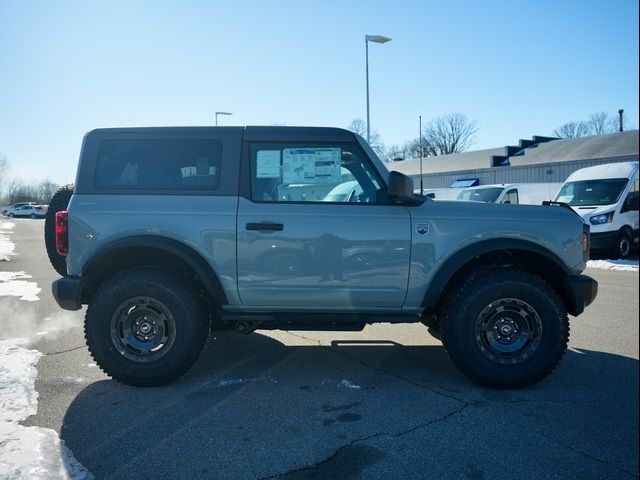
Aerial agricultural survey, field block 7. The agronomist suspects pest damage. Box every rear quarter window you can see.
[94,139,222,190]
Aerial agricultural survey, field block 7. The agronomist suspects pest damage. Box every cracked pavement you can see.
[6,219,639,479]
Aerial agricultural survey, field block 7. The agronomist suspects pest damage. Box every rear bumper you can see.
[52,277,83,311]
[564,275,598,317]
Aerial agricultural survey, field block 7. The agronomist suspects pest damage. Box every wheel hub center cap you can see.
[499,324,513,336]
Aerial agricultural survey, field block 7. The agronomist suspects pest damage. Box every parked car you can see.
[4,204,47,218]
[555,162,639,258]
[416,188,464,200]
[1,201,38,216]
[456,183,563,205]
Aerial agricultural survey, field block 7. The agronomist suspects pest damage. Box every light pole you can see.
[215,111,232,126]
[365,34,391,144]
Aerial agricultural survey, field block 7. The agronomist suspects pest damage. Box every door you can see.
[237,142,411,310]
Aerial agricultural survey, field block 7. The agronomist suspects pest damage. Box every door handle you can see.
[246,222,284,232]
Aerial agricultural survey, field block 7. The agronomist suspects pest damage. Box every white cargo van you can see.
[456,183,563,205]
[417,187,465,200]
[555,162,639,258]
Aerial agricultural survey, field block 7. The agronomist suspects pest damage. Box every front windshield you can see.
[555,179,628,206]
[456,187,503,203]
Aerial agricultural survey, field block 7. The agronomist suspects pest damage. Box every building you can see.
[387,130,639,188]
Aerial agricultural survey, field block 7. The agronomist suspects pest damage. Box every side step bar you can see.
[219,311,421,332]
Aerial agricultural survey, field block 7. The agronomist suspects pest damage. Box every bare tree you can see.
[587,112,617,135]
[348,118,386,159]
[3,177,60,204]
[553,121,591,138]
[554,111,634,138]
[0,155,7,195]
[35,179,60,203]
[421,113,478,156]
[6,178,27,203]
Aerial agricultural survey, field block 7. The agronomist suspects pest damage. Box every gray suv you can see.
[51,126,597,388]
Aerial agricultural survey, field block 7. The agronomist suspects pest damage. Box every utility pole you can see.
[419,115,424,194]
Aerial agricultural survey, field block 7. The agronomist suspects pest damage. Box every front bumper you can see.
[590,231,617,251]
[52,277,83,311]
[564,275,598,317]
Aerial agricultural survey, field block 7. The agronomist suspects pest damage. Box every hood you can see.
[571,203,616,221]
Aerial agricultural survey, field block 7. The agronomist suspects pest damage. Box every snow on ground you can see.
[0,272,41,301]
[587,259,639,272]
[0,222,16,261]
[0,221,92,479]
[0,339,91,480]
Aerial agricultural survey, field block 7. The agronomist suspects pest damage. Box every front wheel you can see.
[615,229,633,259]
[85,267,209,386]
[440,269,569,389]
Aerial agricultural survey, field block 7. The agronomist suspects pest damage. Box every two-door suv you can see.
[51,126,597,388]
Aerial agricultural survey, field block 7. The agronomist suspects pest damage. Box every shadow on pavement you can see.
[59,331,639,480]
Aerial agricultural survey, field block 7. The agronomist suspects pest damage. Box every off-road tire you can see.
[85,267,209,386]
[44,184,74,276]
[440,269,569,389]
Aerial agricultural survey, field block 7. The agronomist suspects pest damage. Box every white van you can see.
[455,183,563,205]
[555,162,639,258]
[417,187,465,200]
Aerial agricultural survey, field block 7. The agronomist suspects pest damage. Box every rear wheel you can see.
[44,185,74,275]
[440,269,569,389]
[85,267,209,386]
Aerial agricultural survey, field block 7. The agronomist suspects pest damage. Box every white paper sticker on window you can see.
[282,148,341,184]
[257,150,281,178]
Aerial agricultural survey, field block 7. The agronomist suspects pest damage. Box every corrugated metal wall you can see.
[410,155,639,188]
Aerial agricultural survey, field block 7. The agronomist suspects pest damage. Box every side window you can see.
[95,139,222,190]
[502,189,518,204]
[622,178,639,213]
[250,144,383,203]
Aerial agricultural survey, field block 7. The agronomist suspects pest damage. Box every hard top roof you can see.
[86,126,357,142]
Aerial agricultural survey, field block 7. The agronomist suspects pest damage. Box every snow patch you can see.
[0,271,41,301]
[587,259,639,272]
[339,379,362,390]
[0,221,16,261]
[0,338,92,479]
[0,338,41,422]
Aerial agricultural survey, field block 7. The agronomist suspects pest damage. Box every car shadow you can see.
[59,331,639,480]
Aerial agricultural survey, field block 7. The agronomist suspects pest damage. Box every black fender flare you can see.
[422,238,569,308]
[83,235,228,305]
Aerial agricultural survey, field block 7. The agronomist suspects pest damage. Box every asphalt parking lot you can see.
[3,218,639,480]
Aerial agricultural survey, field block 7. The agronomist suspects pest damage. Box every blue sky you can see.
[1,0,638,185]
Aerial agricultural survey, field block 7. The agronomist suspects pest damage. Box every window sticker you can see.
[256,150,282,178]
[282,148,341,184]
[556,195,574,203]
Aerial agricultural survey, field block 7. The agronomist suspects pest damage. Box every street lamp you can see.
[215,111,232,126]
[365,34,391,143]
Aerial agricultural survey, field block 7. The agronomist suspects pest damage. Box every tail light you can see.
[55,211,69,256]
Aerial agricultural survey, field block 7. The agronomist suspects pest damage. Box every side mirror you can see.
[387,171,420,204]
